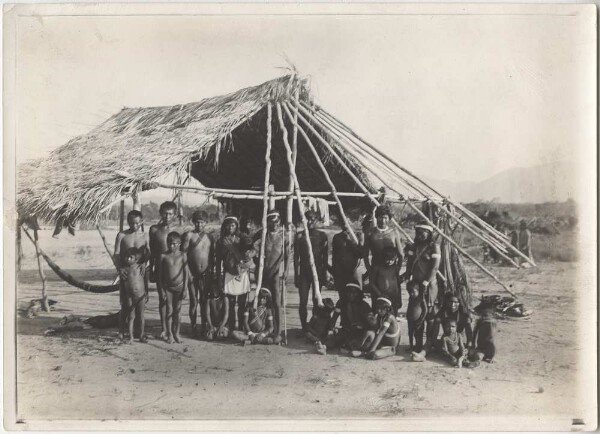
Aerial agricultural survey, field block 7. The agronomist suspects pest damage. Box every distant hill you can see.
[424,161,577,203]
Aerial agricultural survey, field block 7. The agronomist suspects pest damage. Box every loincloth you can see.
[165,282,184,293]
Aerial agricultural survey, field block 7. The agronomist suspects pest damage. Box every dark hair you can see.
[167,231,182,244]
[127,210,143,221]
[305,210,317,220]
[124,247,140,258]
[444,318,457,329]
[257,289,272,309]
[159,201,177,213]
[192,210,208,222]
[375,205,392,219]
[220,217,240,239]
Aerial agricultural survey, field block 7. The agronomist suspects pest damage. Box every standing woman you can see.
[215,216,246,331]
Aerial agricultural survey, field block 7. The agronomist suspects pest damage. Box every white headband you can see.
[345,283,361,289]
[223,216,238,222]
[415,224,433,232]
[376,297,392,306]
[267,211,280,218]
[259,288,272,297]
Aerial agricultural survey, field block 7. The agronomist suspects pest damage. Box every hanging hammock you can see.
[23,228,120,293]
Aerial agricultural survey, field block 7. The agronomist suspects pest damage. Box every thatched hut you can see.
[17,73,533,312]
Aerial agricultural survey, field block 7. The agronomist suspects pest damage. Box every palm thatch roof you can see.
[17,75,375,223]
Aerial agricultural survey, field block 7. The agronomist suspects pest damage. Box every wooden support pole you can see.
[254,103,274,308]
[276,102,323,306]
[287,84,300,226]
[283,103,358,245]
[32,219,50,312]
[96,224,119,271]
[119,200,125,232]
[132,192,141,211]
[17,225,23,271]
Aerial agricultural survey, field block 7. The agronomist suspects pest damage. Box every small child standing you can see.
[305,298,336,355]
[121,248,149,344]
[231,288,280,345]
[406,281,427,354]
[354,297,400,360]
[158,232,188,344]
[368,247,403,317]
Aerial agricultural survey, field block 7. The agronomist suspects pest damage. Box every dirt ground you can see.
[12,229,590,428]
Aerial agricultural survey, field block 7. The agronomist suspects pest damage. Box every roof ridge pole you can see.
[282,103,358,245]
[292,105,414,242]
[312,107,536,268]
[253,103,274,309]
[313,105,510,237]
[275,102,323,307]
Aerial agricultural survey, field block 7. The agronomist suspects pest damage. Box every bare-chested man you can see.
[182,210,214,336]
[253,210,290,337]
[364,205,403,273]
[331,219,364,299]
[149,201,177,340]
[114,210,149,340]
[294,210,329,332]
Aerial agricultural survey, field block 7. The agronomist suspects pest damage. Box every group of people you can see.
[113,200,496,367]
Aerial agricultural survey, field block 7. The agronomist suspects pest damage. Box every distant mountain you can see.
[423,161,577,203]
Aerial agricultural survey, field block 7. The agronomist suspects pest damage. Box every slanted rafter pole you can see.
[276,102,323,306]
[254,103,274,308]
[308,104,536,268]
[290,103,414,243]
[282,103,358,245]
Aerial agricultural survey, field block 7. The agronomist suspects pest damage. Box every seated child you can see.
[305,298,336,355]
[204,285,230,341]
[406,281,427,355]
[433,293,473,348]
[440,319,479,368]
[354,297,400,360]
[471,302,496,363]
[368,247,403,317]
[158,232,188,344]
[330,283,372,352]
[231,288,281,345]
[122,247,149,344]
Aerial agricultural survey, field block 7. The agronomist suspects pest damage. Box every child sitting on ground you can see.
[330,283,372,352]
[368,247,403,317]
[354,297,400,360]
[122,247,149,344]
[231,288,281,345]
[204,285,230,341]
[157,231,188,344]
[440,319,479,368]
[305,298,336,355]
[471,302,496,363]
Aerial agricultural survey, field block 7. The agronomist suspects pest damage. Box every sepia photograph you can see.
[3,3,597,431]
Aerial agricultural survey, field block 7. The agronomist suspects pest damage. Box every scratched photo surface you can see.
[4,3,597,431]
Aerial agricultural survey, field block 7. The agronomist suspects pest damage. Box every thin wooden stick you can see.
[119,200,125,232]
[287,83,300,225]
[310,105,535,268]
[17,225,23,271]
[281,220,288,345]
[254,103,273,309]
[96,224,119,271]
[283,103,358,245]
[32,219,50,312]
[276,102,323,306]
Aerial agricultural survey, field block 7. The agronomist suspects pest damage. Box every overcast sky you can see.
[14,9,594,183]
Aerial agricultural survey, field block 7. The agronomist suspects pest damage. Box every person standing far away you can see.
[363,204,404,276]
[294,210,329,333]
[331,217,365,300]
[253,210,290,339]
[518,220,533,266]
[149,201,178,341]
[509,223,520,266]
[402,222,441,358]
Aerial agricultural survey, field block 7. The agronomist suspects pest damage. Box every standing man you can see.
[331,218,364,299]
[294,210,329,332]
[149,201,178,341]
[403,222,441,351]
[518,220,533,264]
[254,210,290,339]
[364,205,404,274]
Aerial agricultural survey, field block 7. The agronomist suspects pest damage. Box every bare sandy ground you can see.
[13,229,586,426]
